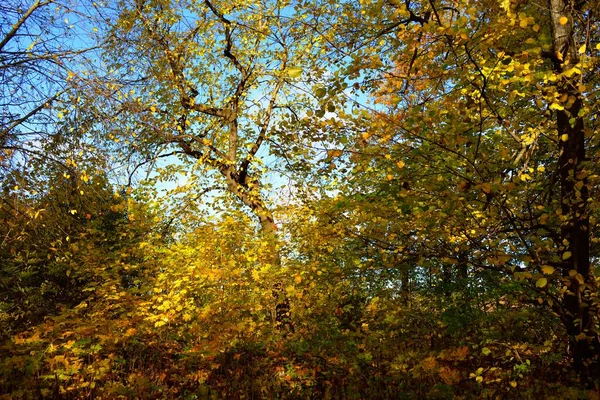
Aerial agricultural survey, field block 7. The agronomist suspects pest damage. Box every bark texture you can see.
[549,0,599,382]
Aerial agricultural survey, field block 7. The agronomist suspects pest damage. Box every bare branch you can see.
[0,0,53,52]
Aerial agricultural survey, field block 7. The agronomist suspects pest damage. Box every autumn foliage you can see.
[2,0,600,398]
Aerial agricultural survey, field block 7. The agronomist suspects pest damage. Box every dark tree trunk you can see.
[549,0,599,382]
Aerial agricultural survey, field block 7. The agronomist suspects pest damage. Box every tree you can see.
[1,2,120,332]
[87,0,331,328]
[547,0,599,380]
[305,0,600,382]
[1,0,104,174]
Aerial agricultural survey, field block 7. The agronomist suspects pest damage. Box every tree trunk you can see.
[256,210,294,333]
[257,211,294,333]
[222,168,294,333]
[549,0,599,382]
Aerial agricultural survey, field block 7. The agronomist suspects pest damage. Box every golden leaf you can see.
[536,278,547,288]
[541,266,555,275]
[286,67,303,78]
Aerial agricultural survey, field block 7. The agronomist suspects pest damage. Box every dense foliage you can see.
[2,0,600,398]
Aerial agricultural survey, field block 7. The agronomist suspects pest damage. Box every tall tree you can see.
[90,0,326,328]
[301,0,600,380]
[547,0,599,380]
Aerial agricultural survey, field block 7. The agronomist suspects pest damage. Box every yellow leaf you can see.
[556,51,563,61]
[541,266,555,275]
[520,173,532,181]
[559,16,568,25]
[396,160,405,169]
[70,209,77,215]
[499,0,511,14]
[578,44,586,54]
[562,251,572,260]
[510,381,517,388]
[536,278,547,288]
[519,19,527,28]
[286,67,303,78]
[561,134,568,142]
